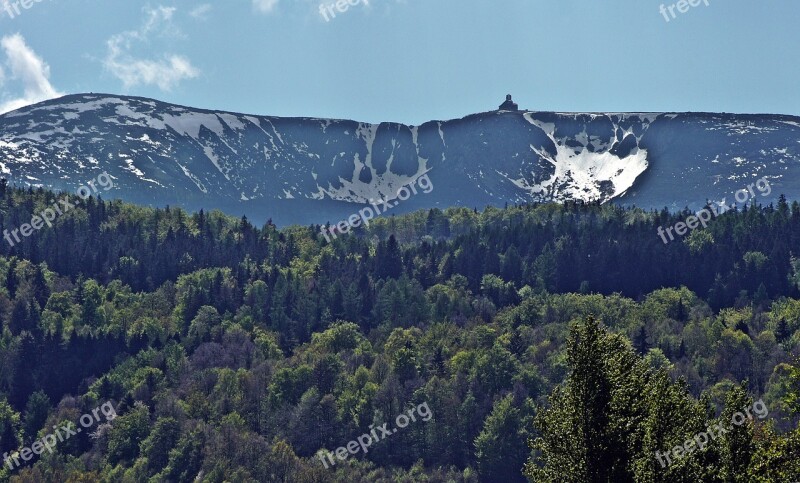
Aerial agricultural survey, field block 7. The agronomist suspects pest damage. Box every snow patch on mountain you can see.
[522,113,650,202]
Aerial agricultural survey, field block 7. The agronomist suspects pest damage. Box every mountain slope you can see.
[0,94,798,224]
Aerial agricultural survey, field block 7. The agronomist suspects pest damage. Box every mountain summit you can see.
[0,94,797,225]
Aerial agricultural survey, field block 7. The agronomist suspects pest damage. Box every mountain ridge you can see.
[1,93,799,225]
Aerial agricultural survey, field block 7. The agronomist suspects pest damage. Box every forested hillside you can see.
[1,184,799,481]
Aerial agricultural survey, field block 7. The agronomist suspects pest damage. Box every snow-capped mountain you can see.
[0,93,798,225]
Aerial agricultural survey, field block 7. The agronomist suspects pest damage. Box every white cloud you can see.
[253,0,279,14]
[0,34,62,114]
[190,4,212,20]
[104,6,199,91]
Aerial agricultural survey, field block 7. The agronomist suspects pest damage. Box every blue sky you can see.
[0,0,797,124]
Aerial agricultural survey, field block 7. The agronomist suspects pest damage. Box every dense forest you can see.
[0,183,799,481]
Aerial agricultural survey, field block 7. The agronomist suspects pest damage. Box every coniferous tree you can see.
[776,318,790,343]
[634,325,649,354]
[475,394,528,482]
[376,235,403,280]
[526,316,620,482]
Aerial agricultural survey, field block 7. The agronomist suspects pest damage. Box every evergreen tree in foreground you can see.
[524,316,796,482]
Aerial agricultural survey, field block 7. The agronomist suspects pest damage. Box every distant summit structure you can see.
[498,94,519,111]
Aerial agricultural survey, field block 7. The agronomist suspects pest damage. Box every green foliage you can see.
[139,417,180,476]
[475,394,528,482]
[106,403,151,465]
[526,316,650,482]
[525,317,782,483]
[311,320,367,353]
[21,391,49,445]
[157,427,204,483]
[685,228,714,254]
[787,362,800,415]
[0,396,21,455]
[747,424,800,481]
[0,188,797,481]
[743,251,769,270]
